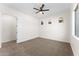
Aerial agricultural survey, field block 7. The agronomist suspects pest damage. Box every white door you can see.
[2,14,16,43]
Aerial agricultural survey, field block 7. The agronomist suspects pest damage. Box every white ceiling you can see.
[3,3,72,19]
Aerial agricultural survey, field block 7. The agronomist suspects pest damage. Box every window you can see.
[75,4,79,37]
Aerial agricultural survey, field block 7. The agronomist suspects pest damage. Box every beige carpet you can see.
[0,37,73,56]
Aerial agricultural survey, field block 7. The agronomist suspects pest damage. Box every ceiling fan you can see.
[33,4,49,14]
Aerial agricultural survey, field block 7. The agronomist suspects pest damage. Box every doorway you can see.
[2,14,17,47]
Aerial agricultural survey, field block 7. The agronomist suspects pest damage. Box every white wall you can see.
[0,4,39,43]
[71,37,79,56]
[70,3,79,56]
[39,11,71,43]
[17,14,39,43]
[2,14,16,42]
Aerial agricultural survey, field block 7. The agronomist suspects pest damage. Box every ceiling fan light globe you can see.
[39,12,42,14]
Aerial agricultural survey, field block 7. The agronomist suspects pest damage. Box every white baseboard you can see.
[16,36,39,43]
[2,39,16,43]
[70,44,75,56]
[39,36,70,43]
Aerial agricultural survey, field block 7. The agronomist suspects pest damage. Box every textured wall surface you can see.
[39,11,71,43]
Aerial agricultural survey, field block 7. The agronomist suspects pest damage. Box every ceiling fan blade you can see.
[42,9,49,11]
[36,11,40,14]
[33,8,39,10]
[40,4,44,9]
